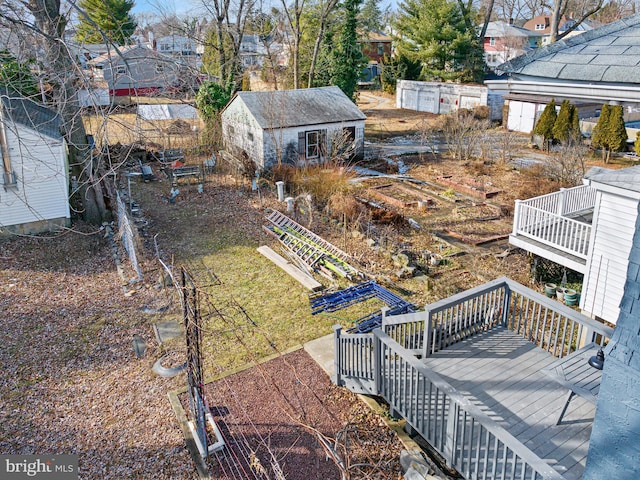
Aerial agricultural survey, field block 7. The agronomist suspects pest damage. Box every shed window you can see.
[156,64,165,74]
[247,132,254,142]
[306,131,319,158]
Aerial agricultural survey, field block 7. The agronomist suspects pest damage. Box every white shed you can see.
[0,89,70,235]
[221,86,366,170]
[581,167,640,325]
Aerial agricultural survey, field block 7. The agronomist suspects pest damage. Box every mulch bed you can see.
[182,349,404,480]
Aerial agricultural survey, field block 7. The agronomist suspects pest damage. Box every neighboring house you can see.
[239,34,268,68]
[483,21,542,70]
[510,165,640,327]
[523,14,592,45]
[487,13,640,132]
[153,34,202,70]
[360,31,392,64]
[67,42,110,70]
[221,86,366,170]
[86,45,183,99]
[0,89,69,235]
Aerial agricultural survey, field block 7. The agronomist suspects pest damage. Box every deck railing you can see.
[336,277,614,480]
[512,185,596,259]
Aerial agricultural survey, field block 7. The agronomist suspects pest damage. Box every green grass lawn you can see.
[135,178,356,377]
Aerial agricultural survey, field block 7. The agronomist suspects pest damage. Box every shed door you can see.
[507,101,536,132]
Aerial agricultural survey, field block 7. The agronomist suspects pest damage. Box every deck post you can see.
[421,307,433,358]
[380,306,390,330]
[333,325,342,386]
[373,329,382,396]
[558,187,566,216]
[512,200,521,235]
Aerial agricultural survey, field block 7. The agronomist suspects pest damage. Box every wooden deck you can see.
[425,327,595,480]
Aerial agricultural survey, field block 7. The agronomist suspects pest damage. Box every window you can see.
[115,64,126,74]
[228,125,235,136]
[306,131,319,158]
[247,132,254,142]
[489,37,496,46]
[156,64,165,74]
[298,129,326,160]
[377,44,384,56]
[535,24,545,30]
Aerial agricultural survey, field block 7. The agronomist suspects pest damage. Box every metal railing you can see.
[512,185,596,259]
[335,278,614,480]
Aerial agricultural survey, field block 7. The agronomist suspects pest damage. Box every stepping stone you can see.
[153,320,184,344]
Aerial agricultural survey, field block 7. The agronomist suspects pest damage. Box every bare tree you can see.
[544,142,588,185]
[279,0,307,89]
[307,0,339,88]
[549,0,605,43]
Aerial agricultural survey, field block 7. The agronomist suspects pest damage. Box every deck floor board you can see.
[424,326,595,480]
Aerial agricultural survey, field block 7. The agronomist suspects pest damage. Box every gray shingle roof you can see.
[497,13,640,84]
[0,88,62,140]
[232,86,366,129]
[585,165,640,193]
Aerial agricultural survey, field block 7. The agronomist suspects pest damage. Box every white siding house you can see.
[581,168,640,325]
[0,90,70,235]
[510,166,640,326]
[221,87,366,170]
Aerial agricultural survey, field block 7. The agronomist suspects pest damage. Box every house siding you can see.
[0,122,69,233]
[581,191,637,324]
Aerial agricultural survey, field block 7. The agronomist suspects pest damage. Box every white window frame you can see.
[115,64,126,75]
[306,131,320,159]
[535,24,545,30]
[489,37,496,46]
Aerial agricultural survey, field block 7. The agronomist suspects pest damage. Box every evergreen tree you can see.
[359,0,384,33]
[635,132,640,158]
[591,104,611,162]
[392,0,484,83]
[552,100,572,143]
[607,105,628,157]
[330,0,367,102]
[75,0,137,45]
[533,99,557,149]
[380,52,421,94]
[0,51,38,98]
[570,104,581,141]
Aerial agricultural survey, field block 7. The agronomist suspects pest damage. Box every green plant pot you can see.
[544,283,557,298]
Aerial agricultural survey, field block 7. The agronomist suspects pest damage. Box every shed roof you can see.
[138,104,200,121]
[0,88,62,140]
[228,86,366,129]
[497,13,640,83]
[585,165,640,194]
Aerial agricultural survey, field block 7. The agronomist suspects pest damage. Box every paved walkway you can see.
[304,333,335,379]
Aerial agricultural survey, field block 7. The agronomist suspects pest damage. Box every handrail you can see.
[518,185,595,216]
[375,329,567,480]
[513,203,592,259]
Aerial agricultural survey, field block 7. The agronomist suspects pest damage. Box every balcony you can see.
[334,277,613,480]
[510,185,596,274]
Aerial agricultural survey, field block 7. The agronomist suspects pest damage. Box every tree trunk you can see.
[28,0,108,224]
[550,0,563,43]
[479,0,495,40]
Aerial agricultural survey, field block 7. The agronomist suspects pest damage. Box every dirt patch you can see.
[191,349,404,480]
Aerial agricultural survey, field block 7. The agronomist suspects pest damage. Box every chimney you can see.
[583,211,640,480]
